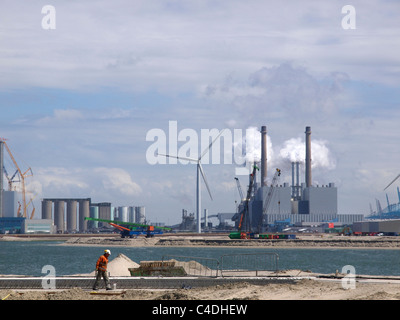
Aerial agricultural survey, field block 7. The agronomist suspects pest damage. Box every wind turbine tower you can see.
[159,129,225,233]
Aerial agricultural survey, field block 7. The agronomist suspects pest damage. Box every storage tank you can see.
[79,199,90,232]
[135,206,146,224]
[41,199,53,220]
[111,207,116,220]
[90,206,99,228]
[54,200,65,233]
[118,206,128,222]
[128,206,135,223]
[67,200,77,232]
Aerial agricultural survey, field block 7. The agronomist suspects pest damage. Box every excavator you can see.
[84,217,172,238]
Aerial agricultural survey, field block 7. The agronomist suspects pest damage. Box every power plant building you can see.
[237,125,363,232]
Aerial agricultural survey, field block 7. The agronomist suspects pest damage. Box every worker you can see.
[93,249,112,290]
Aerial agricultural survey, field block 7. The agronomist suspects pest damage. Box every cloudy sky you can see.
[1,0,399,225]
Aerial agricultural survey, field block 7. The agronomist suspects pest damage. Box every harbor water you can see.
[1,241,400,277]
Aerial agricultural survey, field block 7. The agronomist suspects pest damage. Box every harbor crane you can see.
[0,138,34,218]
[258,168,281,233]
[234,177,244,201]
[384,174,400,191]
[237,164,259,233]
[3,166,20,190]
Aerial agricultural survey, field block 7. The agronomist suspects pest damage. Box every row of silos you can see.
[41,198,90,233]
[87,206,145,229]
[42,199,146,232]
[112,206,146,224]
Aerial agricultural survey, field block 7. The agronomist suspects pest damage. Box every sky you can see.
[1,0,399,225]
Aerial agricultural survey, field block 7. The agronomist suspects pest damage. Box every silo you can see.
[98,203,111,226]
[41,200,53,220]
[135,206,146,224]
[54,200,65,233]
[79,199,90,232]
[67,200,77,232]
[90,206,99,228]
[118,206,128,222]
[128,206,135,223]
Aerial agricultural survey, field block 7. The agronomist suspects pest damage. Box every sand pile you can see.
[170,259,212,275]
[89,253,140,277]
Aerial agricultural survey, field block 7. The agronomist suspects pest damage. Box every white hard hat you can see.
[104,249,111,255]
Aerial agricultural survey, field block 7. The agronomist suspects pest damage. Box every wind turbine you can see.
[159,129,225,233]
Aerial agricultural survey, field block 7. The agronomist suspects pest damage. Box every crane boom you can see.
[238,164,259,232]
[384,174,400,191]
[258,168,281,233]
[234,177,244,201]
[0,139,33,218]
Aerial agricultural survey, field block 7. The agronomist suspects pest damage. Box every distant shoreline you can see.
[2,233,399,249]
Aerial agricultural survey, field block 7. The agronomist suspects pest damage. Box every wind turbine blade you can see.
[198,163,213,200]
[157,153,197,162]
[384,174,400,191]
[199,128,226,160]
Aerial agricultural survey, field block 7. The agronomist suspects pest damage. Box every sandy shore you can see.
[55,234,400,249]
[2,233,400,248]
[2,278,400,300]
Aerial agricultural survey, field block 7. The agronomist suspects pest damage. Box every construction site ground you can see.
[2,233,400,300]
[2,275,400,300]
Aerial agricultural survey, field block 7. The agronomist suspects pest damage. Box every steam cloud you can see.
[239,128,336,171]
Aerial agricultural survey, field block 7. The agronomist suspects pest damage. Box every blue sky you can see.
[1,0,399,225]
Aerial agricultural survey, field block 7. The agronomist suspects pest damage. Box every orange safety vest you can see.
[96,254,109,272]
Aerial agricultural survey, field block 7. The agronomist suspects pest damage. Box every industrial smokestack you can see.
[305,126,312,187]
[0,141,3,218]
[261,126,267,187]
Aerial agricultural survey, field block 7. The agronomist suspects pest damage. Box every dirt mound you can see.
[170,259,212,275]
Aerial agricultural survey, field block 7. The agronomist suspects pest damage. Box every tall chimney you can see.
[296,161,300,197]
[305,126,312,187]
[291,162,295,198]
[261,126,267,187]
[0,141,3,218]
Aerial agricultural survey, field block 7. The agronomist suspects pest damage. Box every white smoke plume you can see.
[238,129,336,172]
[278,137,336,170]
[233,126,274,165]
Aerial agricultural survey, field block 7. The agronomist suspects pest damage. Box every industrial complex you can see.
[230,126,364,235]
[1,126,400,236]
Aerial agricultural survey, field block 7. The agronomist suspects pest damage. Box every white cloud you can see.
[94,167,142,196]
[0,1,399,90]
[36,109,84,125]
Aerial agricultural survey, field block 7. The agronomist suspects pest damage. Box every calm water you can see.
[0,241,399,276]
